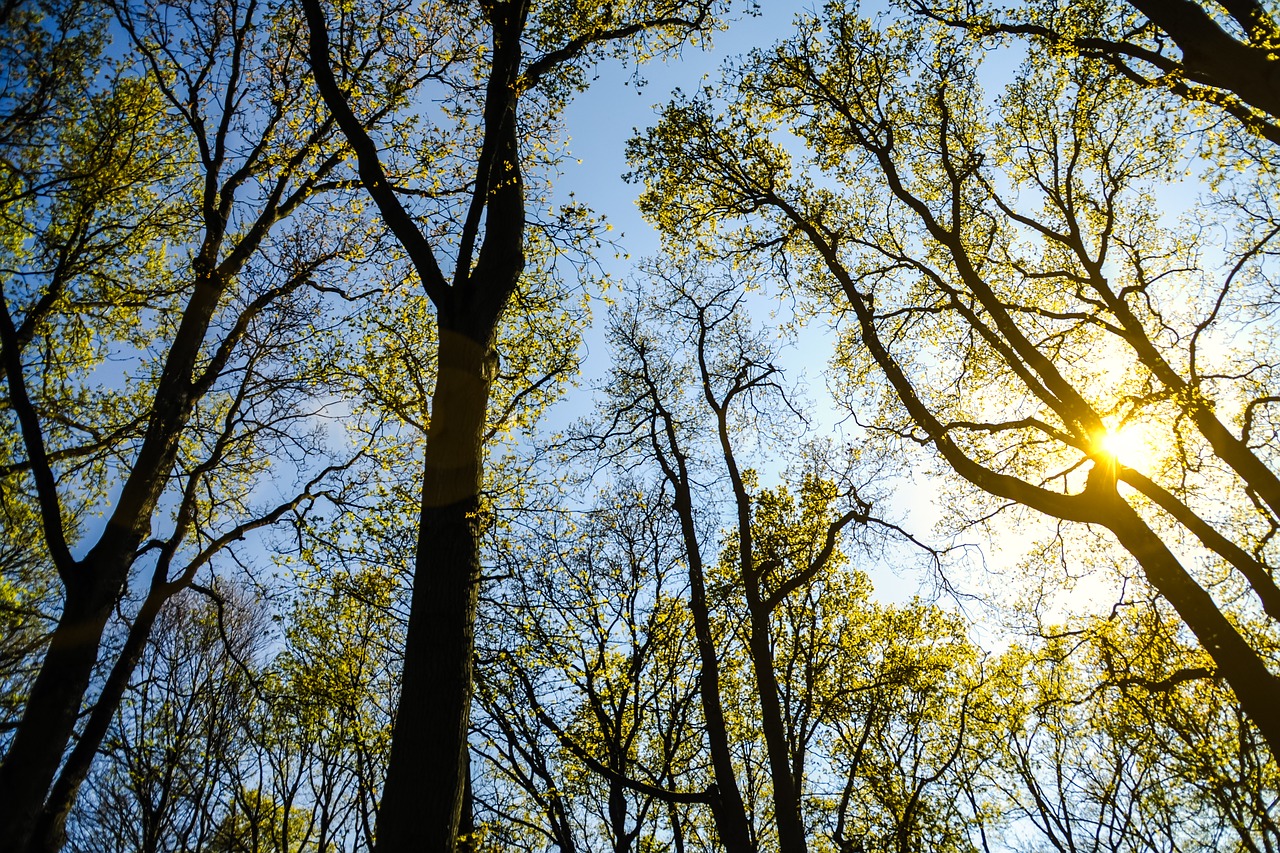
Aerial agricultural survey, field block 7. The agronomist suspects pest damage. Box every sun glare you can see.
[1096,425,1151,467]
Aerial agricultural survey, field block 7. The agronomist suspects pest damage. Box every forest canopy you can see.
[1,0,1278,851]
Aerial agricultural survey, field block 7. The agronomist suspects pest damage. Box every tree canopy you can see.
[1,0,1277,851]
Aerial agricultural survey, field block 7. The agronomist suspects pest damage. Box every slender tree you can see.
[300,3,736,849]
[580,260,911,851]
[475,486,709,852]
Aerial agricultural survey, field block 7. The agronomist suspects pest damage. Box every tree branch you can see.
[510,663,713,806]
[301,0,450,308]
[0,283,75,577]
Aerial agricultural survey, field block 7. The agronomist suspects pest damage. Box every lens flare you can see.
[1097,425,1149,466]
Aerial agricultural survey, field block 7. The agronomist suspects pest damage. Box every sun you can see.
[1096,424,1153,468]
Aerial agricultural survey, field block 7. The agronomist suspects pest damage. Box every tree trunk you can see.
[669,488,755,853]
[0,570,116,853]
[373,329,495,853]
[30,579,172,853]
[743,603,808,853]
[1099,476,1280,758]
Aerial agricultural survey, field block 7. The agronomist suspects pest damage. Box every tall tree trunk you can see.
[713,384,809,853]
[304,0,724,846]
[373,329,496,853]
[743,602,808,853]
[666,479,755,853]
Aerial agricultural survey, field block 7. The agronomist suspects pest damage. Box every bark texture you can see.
[374,331,496,852]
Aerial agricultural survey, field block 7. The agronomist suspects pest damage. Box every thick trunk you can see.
[374,330,494,853]
[609,778,632,853]
[0,573,116,853]
[1127,0,1280,123]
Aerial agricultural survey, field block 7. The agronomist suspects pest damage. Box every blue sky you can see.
[544,3,946,604]
[557,4,809,270]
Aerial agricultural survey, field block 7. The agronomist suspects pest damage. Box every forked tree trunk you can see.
[303,1,722,846]
[0,281,226,853]
[0,574,116,853]
[32,578,173,853]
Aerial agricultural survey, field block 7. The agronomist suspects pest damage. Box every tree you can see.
[266,564,404,853]
[817,602,986,853]
[67,562,406,853]
[468,260,1009,852]
[553,260,946,852]
[0,0,408,846]
[593,268,808,852]
[914,0,1280,146]
[971,592,1280,852]
[628,0,1280,790]
[299,3,738,849]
